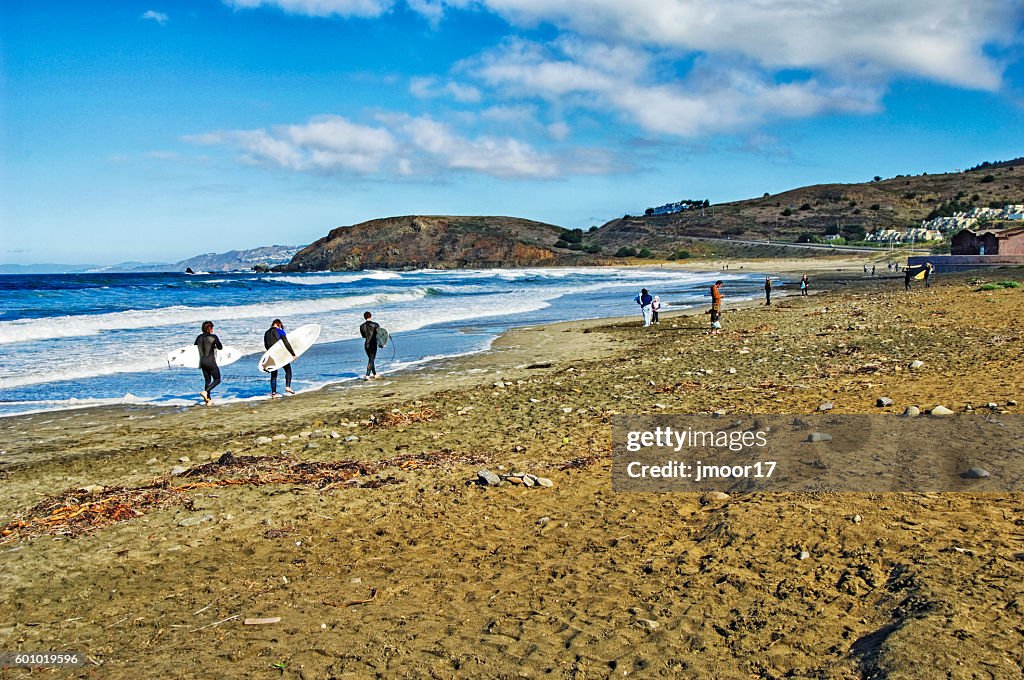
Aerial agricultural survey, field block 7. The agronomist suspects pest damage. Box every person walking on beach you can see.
[359,311,380,380]
[263,319,296,399]
[651,296,661,324]
[800,274,809,296]
[764,276,773,306]
[710,280,724,334]
[195,320,222,405]
[635,288,653,327]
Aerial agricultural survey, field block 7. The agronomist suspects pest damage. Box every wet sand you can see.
[1,264,1023,678]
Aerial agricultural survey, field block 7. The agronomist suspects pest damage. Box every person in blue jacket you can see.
[635,288,653,327]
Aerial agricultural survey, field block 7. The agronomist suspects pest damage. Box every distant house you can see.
[951,226,1024,255]
[823,234,843,241]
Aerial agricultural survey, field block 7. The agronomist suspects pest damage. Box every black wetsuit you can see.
[264,326,296,394]
[359,320,380,377]
[194,332,223,394]
[764,279,772,305]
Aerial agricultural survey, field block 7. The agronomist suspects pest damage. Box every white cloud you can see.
[456,0,1018,90]
[140,10,169,25]
[187,113,576,179]
[224,0,394,18]
[546,121,570,141]
[187,115,397,173]
[409,77,482,103]
[472,39,882,137]
[399,115,559,177]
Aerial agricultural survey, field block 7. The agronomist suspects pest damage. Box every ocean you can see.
[0,267,771,417]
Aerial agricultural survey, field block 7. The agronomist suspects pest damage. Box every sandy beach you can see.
[2,263,1023,678]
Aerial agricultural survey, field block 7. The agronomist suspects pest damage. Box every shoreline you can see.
[0,258,870,423]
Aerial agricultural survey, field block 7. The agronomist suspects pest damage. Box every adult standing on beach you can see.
[263,319,296,399]
[710,280,724,334]
[764,276,772,305]
[195,320,222,405]
[800,274,809,296]
[635,288,653,327]
[359,311,380,380]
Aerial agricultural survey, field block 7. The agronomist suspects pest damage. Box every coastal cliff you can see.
[284,215,606,271]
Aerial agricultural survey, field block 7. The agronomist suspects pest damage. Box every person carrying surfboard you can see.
[195,320,222,405]
[264,319,297,398]
[359,311,380,380]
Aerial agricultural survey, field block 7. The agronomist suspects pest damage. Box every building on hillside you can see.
[921,204,1024,234]
[950,225,1024,255]
[865,228,944,243]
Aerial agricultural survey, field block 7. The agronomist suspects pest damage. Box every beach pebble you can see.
[807,432,833,442]
[876,397,893,407]
[712,409,727,417]
[179,456,190,463]
[178,514,215,527]
[536,516,550,526]
[170,465,188,476]
[930,405,954,416]
[304,442,319,450]
[273,434,287,440]
[636,619,660,631]
[493,381,506,388]
[700,492,730,505]
[505,476,523,485]
[964,467,990,479]
[727,368,737,374]
[330,431,341,439]
[345,435,359,442]
[255,436,273,445]
[986,402,999,410]
[561,407,573,413]
[146,458,158,465]
[528,398,541,403]
[1008,400,1018,406]
[536,477,554,488]
[818,401,834,412]
[797,551,811,561]
[909,360,924,369]
[477,469,502,487]
[80,484,104,494]
[902,406,920,418]
[853,514,862,524]
[522,475,536,488]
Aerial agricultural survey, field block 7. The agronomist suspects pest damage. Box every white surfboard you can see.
[166,345,243,369]
[259,324,321,373]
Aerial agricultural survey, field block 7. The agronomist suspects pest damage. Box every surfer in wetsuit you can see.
[264,319,297,399]
[359,311,380,380]
[195,320,222,405]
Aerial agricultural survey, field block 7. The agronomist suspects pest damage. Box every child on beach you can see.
[194,320,222,405]
[651,296,661,324]
[800,274,809,296]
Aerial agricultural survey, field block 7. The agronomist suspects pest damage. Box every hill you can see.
[284,215,607,271]
[177,245,301,272]
[591,159,1024,255]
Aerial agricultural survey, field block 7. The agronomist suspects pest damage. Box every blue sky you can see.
[2,0,1022,265]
